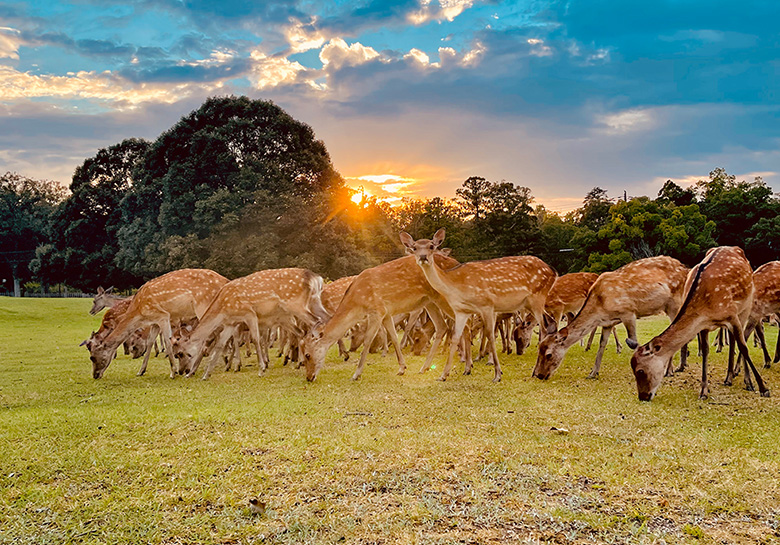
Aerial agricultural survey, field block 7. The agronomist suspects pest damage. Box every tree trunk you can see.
[13,276,20,297]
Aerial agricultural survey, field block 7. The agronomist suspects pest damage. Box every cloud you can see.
[319,38,380,69]
[0,27,23,59]
[249,51,315,89]
[0,65,219,107]
[408,0,476,25]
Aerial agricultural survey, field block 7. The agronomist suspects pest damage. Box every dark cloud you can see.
[117,57,252,83]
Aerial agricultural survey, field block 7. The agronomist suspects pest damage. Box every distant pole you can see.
[624,190,627,202]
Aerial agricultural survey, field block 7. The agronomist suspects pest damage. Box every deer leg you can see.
[157,318,179,378]
[774,314,780,364]
[440,313,469,381]
[481,310,502,382]
[420,305,447,374]
[754,322,771,368]
[725,331,737,386]
[584,327,597,351]
[353,316,381,381]
[201,326,234,380]
[622,316,639,350]
[613,328,622,354]
[586,325,613,379]
[730,321,770,396]
[675,342,689,373]
[699,331,710,399]
[382,314,406,376]
[715,327,725,353]
[244,316,267,375]
[137,324,160,376]
[337,338,349,361]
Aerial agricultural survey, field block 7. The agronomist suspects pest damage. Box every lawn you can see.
[1,297,779,544]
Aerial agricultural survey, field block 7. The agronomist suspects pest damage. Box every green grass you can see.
[2,297,780,544]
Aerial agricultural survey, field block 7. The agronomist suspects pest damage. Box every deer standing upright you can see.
[533,256,689,380]
[630,246,770,400]
[738,261,780,368]
[401,229,556,382]
[87,269,228,378]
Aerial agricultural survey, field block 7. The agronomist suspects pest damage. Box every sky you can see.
[1,0,778,213]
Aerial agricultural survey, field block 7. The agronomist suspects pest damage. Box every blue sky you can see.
[1,0,778,211]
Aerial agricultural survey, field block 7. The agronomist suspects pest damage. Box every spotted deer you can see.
[533,256,689,380]
[89,286,127,315]
[86,269,228,379]
[321,275,357,361]
[738,261,780,368]
[630,246,770,400]
[514,272,597,354]
[401,229,556,382]
[175,268,329,380]
[302,253,460,382]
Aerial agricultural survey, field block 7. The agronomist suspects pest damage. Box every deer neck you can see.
[319,300,367,348]
[651,310,704,360]
[418,259,457,300]
[561,306,612,348]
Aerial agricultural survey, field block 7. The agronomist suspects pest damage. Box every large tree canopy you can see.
[116,96,345,277]
[38,138,149,290]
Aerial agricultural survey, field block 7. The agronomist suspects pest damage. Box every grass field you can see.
[1,297,780,544]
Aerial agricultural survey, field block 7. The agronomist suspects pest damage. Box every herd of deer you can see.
[82,229,780,401]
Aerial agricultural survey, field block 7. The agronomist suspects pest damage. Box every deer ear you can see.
[96,286,104,295]
[79,339,88,347]
[106,286,114,293]
[432,228,446,247]
[399,231,415,251]
[439,247,452,256]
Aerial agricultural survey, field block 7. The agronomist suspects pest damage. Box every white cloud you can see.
[599,108,656,134]
[0,27,23,60]
[0,65,212,108]
[408,0,476,25]
[404,48,431,65]
[249,51,315,89]
[461,40,486,66]
[319,38,380,69]
[284,18,327,53]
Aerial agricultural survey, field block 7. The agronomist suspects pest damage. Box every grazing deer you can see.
[400,229,556,382]
[533,256,689,380]
[514,272,598,355]
[630,246,771,400]
[739,261,780,368]
[302,253,460,382]
[175,268,329,380]
[89,286,127,315]
[321,276,357,361]
[86,269,228,379]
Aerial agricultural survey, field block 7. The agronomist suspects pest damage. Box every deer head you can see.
[302,329,328,382]
[630,339,668,401]
[399,228,446,265]
[533,328,570,379]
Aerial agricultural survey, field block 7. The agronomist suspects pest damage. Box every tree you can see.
[586,197,716,273]
[40,138,149,290]
[0,172,65,296]
[455,176,491,221]
[657,180,695,207]
[116,96,345,277]
[696,168,780,264]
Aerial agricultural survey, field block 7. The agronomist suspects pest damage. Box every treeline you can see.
[1,96,779,295]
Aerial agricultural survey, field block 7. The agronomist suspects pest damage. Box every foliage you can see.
[0,172,65,292]
[36,139,149,291]
[116,96,344,277]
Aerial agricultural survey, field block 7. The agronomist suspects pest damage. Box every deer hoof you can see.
[625,338,638,350]
[761,390,771,398]
[586,373,599,380]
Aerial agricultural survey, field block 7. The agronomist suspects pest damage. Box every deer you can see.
[89,286,128,315]
[533,256,690,381]
[630,246,771,400]
[175,268,329,380]
[400,228,556,382]
[301,252,461,382]
[515,272,623,356]
[86,269,229,379]
[737,261,780,369]
[321,276,357,361]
